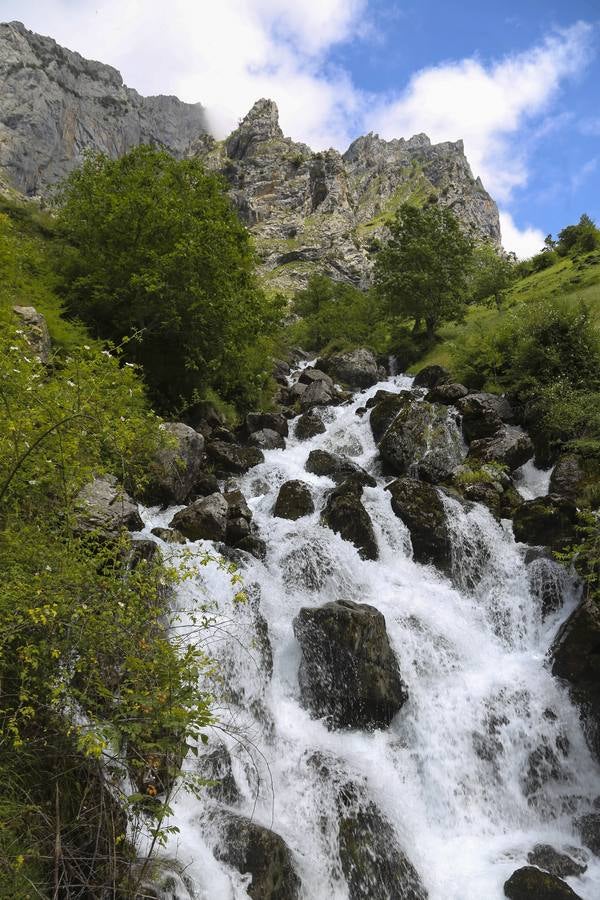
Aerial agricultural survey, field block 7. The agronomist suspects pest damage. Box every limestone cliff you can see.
[0,21,208,194]
[191,99,501,291]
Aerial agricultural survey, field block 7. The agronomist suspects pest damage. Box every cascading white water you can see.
[139,370,600,900]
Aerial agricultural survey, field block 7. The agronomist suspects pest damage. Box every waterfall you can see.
[138,369,600,900]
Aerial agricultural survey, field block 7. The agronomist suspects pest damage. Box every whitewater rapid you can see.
[139,370,600,900]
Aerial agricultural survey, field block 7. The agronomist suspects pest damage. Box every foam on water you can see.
[138,372,600,900]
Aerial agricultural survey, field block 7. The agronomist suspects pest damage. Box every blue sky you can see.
[2,0,599,256]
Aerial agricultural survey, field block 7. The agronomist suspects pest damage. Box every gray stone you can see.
[468,425,533,471]
[169,492,228,542]
[428,382,469,404]
[318,348,379,388]
[457,391,515,442]
[322,479,378,561]
[387,478,452,574]
[245,411,289,437]
[527,844,586,878]
[295,410,326,440]
[12,305,51,363]
[150,526,186,545]
[305,449,376,486]
[412,365,451,389]
[249,428,286,450]
[574,812,600,857]
[145,422,204,506]
[504,866,582,899]
[75,474,142,536]
[206,440,264,474]
[299,379,337,410]
[293,599,407,730]
[378,399,466,483]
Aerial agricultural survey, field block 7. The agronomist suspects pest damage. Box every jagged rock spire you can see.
[226,98,284,160]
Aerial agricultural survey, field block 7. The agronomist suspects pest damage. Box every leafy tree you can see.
[557,213,600,256]
[54,146,282,413]
[542,233,556,252]
[469,243,517,308]
[374,203,473,340]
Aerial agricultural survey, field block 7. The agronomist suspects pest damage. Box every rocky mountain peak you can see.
[226,98,284,160]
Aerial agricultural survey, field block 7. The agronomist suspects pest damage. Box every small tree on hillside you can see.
[557,213,600,256]
[374,203,473,340]
[470,243,517,309]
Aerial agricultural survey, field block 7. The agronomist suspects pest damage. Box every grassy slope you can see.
[409,250,600,377]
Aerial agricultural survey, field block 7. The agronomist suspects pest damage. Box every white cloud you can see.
[499,210,544,259]
[368,22,593,203]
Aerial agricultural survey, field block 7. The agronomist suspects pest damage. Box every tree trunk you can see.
[425,318,436,342]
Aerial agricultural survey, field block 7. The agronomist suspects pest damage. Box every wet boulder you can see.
[468,425,533,471]
[245,412,289,438]
[525,551,571,619]
[412,364,451,389]
[336,787,428,900]
[145,422,205,506]
[299,378,338,410]
[249,428,286,450]
[512,495,577,550]
[198,744,240,805]
[457,392,515,442]
[169,492,229,542]
[503,866,582,899]
[427,382,469,405]
[295,409,326,440]
[151,526,186,545]
[386,478,452,574]
[224,489,253,544]
[322,479,378,561]
[552,596,600,761]
[193,470,220,498]
[293,599,407,729]
[213,811,301,900]
[206,439,264,475]
[527,844,586,878]
[75,475,143,536]
[317,348,379,389]
[378,399,465,482]
[305,449,376,487]
[237,535,268,561]
[574,812,600,856]
[13,305,52,364]
[369,391,413,443]
[273,480,314,520]
[272,359,291,385]
[298,367,334,387]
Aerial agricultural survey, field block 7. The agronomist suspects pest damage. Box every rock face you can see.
[387,478,452,573]
[574,812,600,856]
[0,21,208,194]
[503,866,582,899]
[192,99,500,291]
[213,811,301,900]
[378,400,466,483]
[75,474,143,535]
[293,599,407,729]
[551,595,600,761]
[145,422,204,506]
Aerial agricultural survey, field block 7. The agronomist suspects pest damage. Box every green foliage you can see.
[557,213,600,257]
[54,146,283,413]
[555,510,600,605]
[469,243,517,308]
[454,460,508,486]
[288,275,389,353]
[374,203,473,339]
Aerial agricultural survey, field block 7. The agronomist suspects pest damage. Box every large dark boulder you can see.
[273,480,314,520]
[336,787,428,899]
[525,552,571,619]
[293,599,407,729]
[206,439,264,474]
[457,391,515,442]
[386,478,452,574]
[549,455,586,503]
[322,479,378,561]
[378,400,466,483]
[145,422,205,506]
[552,596,600,761]
[249,428,286,450]
[317,348,379,389]
[468,425,533,471]
[169,492,228,542]
[504,866,582,899]
[299,378,338,410]
[295,409,326,440]
[298,367,334,387]
[197,744,240,805]
[527,844,586,878]
[412,364,451,389]
[245,412,289,438]
[305,449,376,487]
[512,495,577,550]
[369,391,413,442]
[224,489,253,545]
[427,382,469,404]
[75,475,143,536]
[213,812,301,900]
